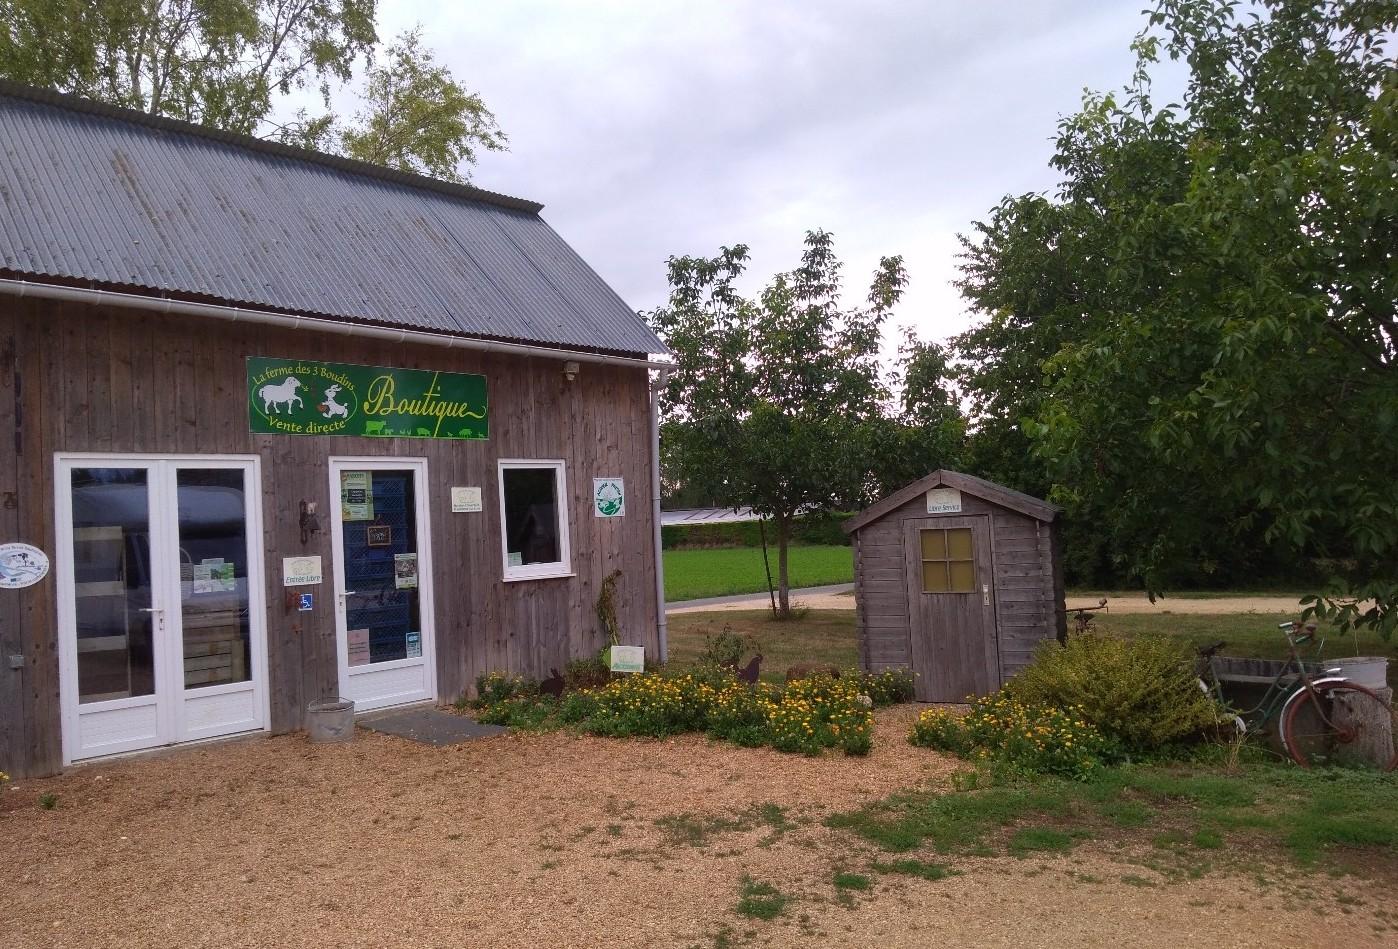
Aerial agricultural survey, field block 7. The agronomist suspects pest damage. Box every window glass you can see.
[177,468,253,688]
[920,527,976,594]
[71,468,155,702]
[503,466,562,568]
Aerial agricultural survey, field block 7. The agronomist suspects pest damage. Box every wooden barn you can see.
[843,470,1065,702]
[0,83,668,778]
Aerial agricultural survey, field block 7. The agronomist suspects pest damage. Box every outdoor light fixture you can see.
[563,360,580,382]
[299,500,321,545]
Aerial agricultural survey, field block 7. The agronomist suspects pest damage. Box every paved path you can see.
[667,585,1307,616]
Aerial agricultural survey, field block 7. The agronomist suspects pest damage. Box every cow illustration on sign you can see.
[319,384,350,419]
[259,376,304,414]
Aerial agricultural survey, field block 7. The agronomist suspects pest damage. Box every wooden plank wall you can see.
[0,297,660,778]
[851,492,1062,684]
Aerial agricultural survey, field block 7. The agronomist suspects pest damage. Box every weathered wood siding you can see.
[851,490,1062,685]
[0,297,659,777]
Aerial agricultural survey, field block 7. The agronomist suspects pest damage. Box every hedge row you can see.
[661,511,855,549]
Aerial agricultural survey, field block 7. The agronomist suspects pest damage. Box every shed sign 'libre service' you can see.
[248,357,488,439]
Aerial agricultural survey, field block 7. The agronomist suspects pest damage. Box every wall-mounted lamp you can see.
[562,360,580,383]
[299,500,322,545]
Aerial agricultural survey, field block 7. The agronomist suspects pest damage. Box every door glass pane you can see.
[342,470,422,665]
[922,562,949,592]
[71,468,155,703]
[949,561,976,592]
[502,467,561,565]
[919,530,946,560]
[946,528,973,561]
[177,468,252,689]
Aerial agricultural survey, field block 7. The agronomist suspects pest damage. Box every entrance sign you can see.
[925,488,963,514]
[248,357,488,439]
[0,542,49,589]
[283,556,323,586]
[593,478,625,518]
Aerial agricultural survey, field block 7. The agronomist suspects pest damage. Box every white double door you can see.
[329,458,437,712]
[56,455,269,763]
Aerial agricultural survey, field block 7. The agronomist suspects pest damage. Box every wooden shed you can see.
[0,83,669,778]
[843,470,1065,703]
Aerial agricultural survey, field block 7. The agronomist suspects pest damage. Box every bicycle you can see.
[1196,620,1397,771]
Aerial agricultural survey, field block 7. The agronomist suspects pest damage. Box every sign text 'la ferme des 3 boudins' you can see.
[248,357,488,439]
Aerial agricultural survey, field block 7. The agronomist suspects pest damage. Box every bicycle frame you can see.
[1202,621,1341,735]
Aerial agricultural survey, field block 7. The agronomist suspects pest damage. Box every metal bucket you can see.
[1330,657,1390,690]
[306,697,355,743]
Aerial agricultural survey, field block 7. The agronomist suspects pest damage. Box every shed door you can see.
[903,516,999,702]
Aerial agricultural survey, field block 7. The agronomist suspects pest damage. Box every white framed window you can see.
[497,459,572,581]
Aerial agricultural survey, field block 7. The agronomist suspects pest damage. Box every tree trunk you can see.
[776,513,791,619]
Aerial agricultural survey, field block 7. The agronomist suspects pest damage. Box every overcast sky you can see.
[376,1,1157,353]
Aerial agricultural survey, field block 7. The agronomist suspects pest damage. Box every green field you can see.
[663,545,853,602]
[666,609,1398,686]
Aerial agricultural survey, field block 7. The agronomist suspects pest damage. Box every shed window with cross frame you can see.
[920,527,976,593]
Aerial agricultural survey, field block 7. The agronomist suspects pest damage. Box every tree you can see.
[649,231,908,617]
[0,1,505,181]
[867,327,966,496]
[956,0,1398,634]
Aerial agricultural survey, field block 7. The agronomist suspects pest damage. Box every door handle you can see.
[137,607,163,612]
[982,585,990,607]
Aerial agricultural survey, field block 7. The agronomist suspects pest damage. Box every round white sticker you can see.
[0,542,50,589]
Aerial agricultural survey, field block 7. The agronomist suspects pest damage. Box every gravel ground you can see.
[2,707,1392,948]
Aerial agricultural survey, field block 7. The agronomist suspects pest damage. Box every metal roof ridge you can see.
[0,79,545,215]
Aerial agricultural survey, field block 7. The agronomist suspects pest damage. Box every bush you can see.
[770,676,875,756]
[1006,633,1224,751]
[467,668,875,756]
[471,671,537,709]
[849,668,915,707]
[705,680,779,747]
[911,698,1113,780]
[696,627,756,669]
[564,654,611,691]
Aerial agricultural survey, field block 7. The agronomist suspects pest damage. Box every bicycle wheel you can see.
[1280,681,1398,771]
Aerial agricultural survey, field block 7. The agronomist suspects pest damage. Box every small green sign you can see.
[247,357,488,439]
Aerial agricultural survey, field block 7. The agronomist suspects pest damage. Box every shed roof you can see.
[0,82,666,357]
[843,470,1059,533]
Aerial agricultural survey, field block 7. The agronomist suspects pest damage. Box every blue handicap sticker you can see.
[298,592,313,612]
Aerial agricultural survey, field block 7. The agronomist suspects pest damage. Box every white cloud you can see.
[379,0,1154,349]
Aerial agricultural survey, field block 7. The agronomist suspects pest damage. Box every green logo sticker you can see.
[593,478,625,518]
[248,357,487,439]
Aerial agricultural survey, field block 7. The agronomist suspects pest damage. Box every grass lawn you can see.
[667,609,858,683]
[666,608,1398,685]
[663,544,853,602]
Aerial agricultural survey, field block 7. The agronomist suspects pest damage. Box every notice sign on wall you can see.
[248,357,488,439]
[283,555,323,586]
[925,488,963,515]
[450,487,483,513]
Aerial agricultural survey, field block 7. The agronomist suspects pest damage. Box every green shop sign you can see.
[247,357,488,439]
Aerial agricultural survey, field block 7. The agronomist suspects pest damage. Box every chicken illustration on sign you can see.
[247,358,488,439]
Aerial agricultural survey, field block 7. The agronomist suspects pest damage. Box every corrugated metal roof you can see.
[661,507,761,527]
[0,83,666,356]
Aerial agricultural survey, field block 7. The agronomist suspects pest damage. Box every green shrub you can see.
[769,676,874,756]
[583,673,711,738]
[472,671,537,709]
[849,668,915,707]
[478,694,556,729]
[910,697,1113,780]
[696,627,755,669]
[705,680,778,747]
[564,654,612,691]
[558,689,601,724]
[1006,633,1224,751]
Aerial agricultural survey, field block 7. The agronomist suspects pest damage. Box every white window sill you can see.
[502,568,575,583]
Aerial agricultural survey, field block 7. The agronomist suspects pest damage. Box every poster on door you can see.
[347,628,370,666]
[341,471,374,521]
[406,632,422,659]
[394,552,418,589]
